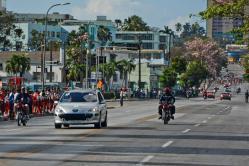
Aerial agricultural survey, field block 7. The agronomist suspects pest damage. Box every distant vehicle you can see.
[223,83,230,88]
[54,89,108,129]
[220,92,231,100]
[225,88,232,93]
[207,91,215,99]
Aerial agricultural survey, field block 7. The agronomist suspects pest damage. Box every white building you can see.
[0,51,64,83]
[0,0,6,12]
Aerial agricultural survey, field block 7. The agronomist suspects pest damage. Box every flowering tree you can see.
[184,37,227,78]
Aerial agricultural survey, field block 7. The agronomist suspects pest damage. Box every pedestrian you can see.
[120,88,124,107]
[245,90,249,103]
[9,89,15,120]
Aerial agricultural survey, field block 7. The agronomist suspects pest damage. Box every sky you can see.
[6,0,207,31]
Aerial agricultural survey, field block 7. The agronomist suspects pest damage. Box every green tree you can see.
[97,25,112,45]
[5,54,31,77]
[116,59,136,87]
[66,26,89,84]
[171,56,187,74]
[175,22,182,33]
[179,61,208,89]
[200,0,249,43]
[99,62,116,90]
[159,67,177,88]
[29,29,44,50]
[121,15,150,31]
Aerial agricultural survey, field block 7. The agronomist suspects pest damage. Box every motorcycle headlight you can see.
[55,107,65,114]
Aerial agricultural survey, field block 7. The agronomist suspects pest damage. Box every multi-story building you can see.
[0,0,6,12]
[207,0,244,43]
[61,16,117,48]
[13,12,74,24]
[0,51,64,83]
[98,31,173,90]
[8,23,67,51]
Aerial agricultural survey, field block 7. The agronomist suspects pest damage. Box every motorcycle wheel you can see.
[164,117,168,124]
[17,112,21,126]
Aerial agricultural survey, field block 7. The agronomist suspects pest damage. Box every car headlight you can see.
[90,107,99,112]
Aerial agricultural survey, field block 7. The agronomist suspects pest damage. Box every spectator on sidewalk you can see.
[120,88,124,107]
[245,90,249,103]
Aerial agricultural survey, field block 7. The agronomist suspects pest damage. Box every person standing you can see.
[245,90,249,103]
[120,88,124,107]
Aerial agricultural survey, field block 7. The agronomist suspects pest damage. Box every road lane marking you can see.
[182,129,191,133]
[6,129,19,132]
[140,155,154,163]
[208,117,212,119]
[161,141,174,148]
[202,120,207,123]
[194,124,200,127]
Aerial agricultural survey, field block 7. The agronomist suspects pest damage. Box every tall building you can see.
[207,0,243,43]
[13,12,74,24]
[0,0,6,12]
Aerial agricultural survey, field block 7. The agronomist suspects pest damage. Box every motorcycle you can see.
[160,98,175,125]
[236,88,241,94]
[15,100,29,126]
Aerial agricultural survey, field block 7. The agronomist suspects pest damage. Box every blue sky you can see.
[6,0,207,30]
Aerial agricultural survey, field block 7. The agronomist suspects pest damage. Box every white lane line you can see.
[202,120,207,123]
[225,106,230,110]
[182,129,191,133]
[140,155,154,163]
[161,141,174,148]
[194,124,200,127]
[6,129,19,132]
[208,117,212,119]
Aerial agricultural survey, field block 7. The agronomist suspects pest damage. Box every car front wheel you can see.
[55,123,62,129]
[94,113,102,129]
[101,112,107,127]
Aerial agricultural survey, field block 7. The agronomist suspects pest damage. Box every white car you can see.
[54,89,107,129]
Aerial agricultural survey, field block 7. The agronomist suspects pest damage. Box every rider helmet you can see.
[163,87,171,95]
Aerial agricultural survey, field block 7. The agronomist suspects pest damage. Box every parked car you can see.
[207,91,215,99]
[220,92,231,100]
[54,89,108,129]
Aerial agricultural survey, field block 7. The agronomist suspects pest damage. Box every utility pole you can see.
[49,41,53,82]
[138,35,142,91]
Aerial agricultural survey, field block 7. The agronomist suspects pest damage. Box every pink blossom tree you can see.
[184,37,227,78]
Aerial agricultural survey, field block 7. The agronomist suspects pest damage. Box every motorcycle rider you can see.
[14,87,30,116]
[158,87,176,120]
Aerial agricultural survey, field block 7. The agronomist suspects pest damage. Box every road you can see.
[0,87,249,166]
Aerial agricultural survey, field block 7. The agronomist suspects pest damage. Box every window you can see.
[142,43,153,49]
[51,31,55,37]
[0,64,3,71]
[159,36,166,42]
[56,32,60,38]
[47,31,50,37]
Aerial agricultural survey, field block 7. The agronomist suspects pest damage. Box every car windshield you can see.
[60,92,97,103]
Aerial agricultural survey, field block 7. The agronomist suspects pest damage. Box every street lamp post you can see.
[42,2,70,91]
[137,35,142,91]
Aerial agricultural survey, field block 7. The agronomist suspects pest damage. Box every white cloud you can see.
[71,0,141,21]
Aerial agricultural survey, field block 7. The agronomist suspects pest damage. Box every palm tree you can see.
[100,62,116,91]
[127,59,136,87]
[116,59,136,88]
[97,25,112,46]
[5,54,31,77]
[175,23,182,33]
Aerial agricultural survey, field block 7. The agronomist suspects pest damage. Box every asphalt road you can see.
[0,87,249,166]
